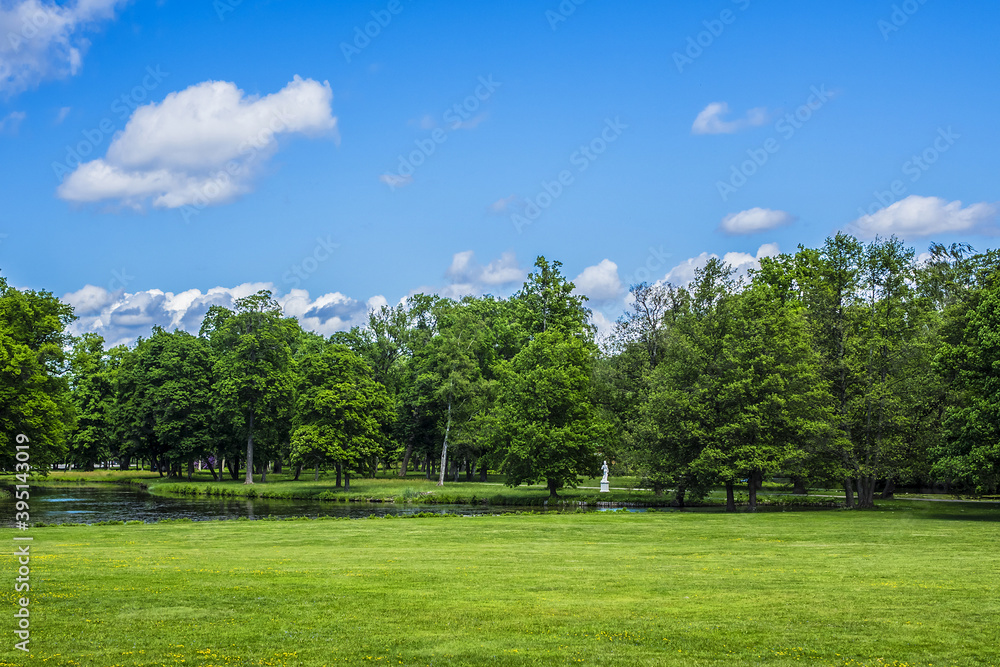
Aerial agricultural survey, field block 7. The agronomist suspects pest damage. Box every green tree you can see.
[205,291,297,484]
[844,237,923,508]
[697,280,833,511]
[513,256,593,340]
[66,334,114,470]
[933,270,1000,493]
[290,344,392,488]
[491,329,607,498]
[0,276,76,472]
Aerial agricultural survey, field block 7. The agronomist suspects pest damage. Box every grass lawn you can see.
[2,503,999,666]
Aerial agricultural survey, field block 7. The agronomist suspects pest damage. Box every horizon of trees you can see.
[2,234,999,510]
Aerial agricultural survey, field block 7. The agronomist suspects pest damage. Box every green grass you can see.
[2,503,999,666]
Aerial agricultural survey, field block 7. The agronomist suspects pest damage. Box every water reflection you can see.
[5,485,566,525]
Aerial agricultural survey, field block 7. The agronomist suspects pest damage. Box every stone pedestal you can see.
[600,481,610,493]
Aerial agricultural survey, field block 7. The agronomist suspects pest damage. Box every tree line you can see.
[2,235,998,509]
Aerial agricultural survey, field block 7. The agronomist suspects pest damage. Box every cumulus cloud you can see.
[664,243,781,285]
[64,282,381,347]
[0,0,127,96]
[0,110,25,133]
[692,102,769,135]
[442,250,526,298]
[57,76,337,209]
[848,195,998,239]
[573,259,624,302]
[720,208,795,235]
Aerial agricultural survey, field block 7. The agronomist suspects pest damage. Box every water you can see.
[2,485,849,526]
[3,485,573,525]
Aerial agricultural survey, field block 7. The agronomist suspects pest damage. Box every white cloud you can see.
[664,243,780,285]
[573,259,623,302]
[720,208,795,235]
[379,173,412,189]
[57,76,337,209]
[55,105,71,124]
[443,250,526,298]
[0,110,25,133]
[64,282,380,347]
[589,310,615,342]
[0,0,127,96]
[848,195,998,238]
[692,102,769,135]
[488,195,520,215]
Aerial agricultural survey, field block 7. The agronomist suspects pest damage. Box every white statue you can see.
[601,460,609,483]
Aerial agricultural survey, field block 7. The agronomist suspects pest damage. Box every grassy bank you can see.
[2,503,1000,666]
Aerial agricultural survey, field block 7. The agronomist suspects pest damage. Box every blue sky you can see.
[1,0,998,344]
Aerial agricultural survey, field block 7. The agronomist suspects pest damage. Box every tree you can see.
[634,259,739,507]
[413,298,485,486]
[66,334,114,470]
[697,280,833,511]
[491,330,607,497]
[932,270,1000,493]
[844,237,922,508]
[290,344,392,488]
[146,329,216,479]
[513,256,593,340]
[0,276,76,472]
[206,291,297,484]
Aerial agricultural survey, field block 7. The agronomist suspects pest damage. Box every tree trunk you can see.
[187,460,194,481]
[857,476,876,509]
[206,456,218,481]
[881,478,895,499]
[438,398,453,487]
[261,460,267,483]
[244,411,255,485]
[399,436,413,477]
[228,457,240,481]
[274,458,283,474]
[314,464,320,482]
[479,463,487,482]
[293,463,302,481]
[725,481,736,512]
[844,478,855,508]
[466,458,474,482]
[344,469,350,491]
[792,476,807,495]
[674,485,686,509]
[748,471,760,512]
[546,478,560,499]
[425,456,432,480]
[336,462,342,488]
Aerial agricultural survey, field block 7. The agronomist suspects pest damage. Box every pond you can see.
[2,485,852,526]
[3,484,596,525]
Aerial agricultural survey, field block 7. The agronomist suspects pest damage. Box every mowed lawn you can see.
[2,504,999,667]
